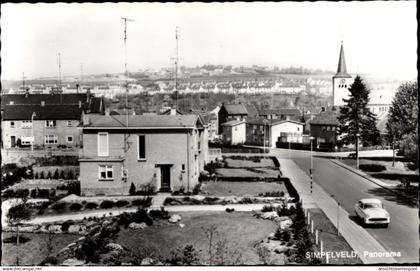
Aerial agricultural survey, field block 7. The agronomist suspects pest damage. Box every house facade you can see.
[221,120,246,145]
[258,108,301,120]
[246,119,304,148]
[309,110,340,148]
[218,103,257,134]
[79,115,207,196]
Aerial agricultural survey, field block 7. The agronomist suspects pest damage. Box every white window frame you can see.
[67,120,72,127]
[44,135,58,144]
[98,165,113,181]
[45,120,56,128]
[66,135,74,143]
[97,132,109,157]
[137,135,146,160]
[21,120,33,129]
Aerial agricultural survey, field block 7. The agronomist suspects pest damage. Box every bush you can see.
[59,170,65,180]
[258,191,285,197]
[39,171,45,179]
[275,228,291,242]
[168,244,200,265]
[261,205,275,212]
[70,203,83,211]
[116,200,129,208]
[30,189,38,198]
[53,169,60,180]
[136,181,156,195]
[67,170,74,180]
[41,256,58,265]
[359,164,386,172]
[61,220,75,232]
[34,172,39,179]
[149,208,170,219]
[100,200,115,209]
[239,197,254,204]
[192,183,201,195]
[129,182,136,195]
[85,202,98,209]
[51,201,66,211]
[46,171,52,179]
[281,177,299,203]
[38,189,50,198]
[3,188,30,198]
[132,197,152,207]
[117,212,134,227]
[132,208,153,226]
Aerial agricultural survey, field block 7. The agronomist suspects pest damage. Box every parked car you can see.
[354,198,390,227]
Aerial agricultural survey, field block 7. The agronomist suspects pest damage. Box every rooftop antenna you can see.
[175,26,180,110]
[78,63,84,94]
[22,72,25,91]
[58,53,63,103]
[122,17,134,125]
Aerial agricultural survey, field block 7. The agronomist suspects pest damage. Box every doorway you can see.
[160,165,171,192]
[11,136,16,148]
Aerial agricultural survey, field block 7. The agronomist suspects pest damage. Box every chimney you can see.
[41,101,45,107]
[25,88,29,98]
[170,108,177,115]
[79,100,82,108]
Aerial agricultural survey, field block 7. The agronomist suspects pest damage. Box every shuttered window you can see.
[98,133,109,156]
[138,135,146,160]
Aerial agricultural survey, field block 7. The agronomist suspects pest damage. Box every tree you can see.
[387,81,418,168]
[7,197,32,265]
[129,182,136,196]
[338,75,381,150]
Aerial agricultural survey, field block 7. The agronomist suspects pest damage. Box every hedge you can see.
[280,177,300,203]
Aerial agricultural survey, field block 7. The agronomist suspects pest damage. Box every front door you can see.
[160,165,171,192]
[11,136,16,148]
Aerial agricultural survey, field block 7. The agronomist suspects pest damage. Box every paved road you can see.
[273,148,419,264]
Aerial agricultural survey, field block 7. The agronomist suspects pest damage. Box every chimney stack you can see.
[41,101,45,107]
[79,100,82,108]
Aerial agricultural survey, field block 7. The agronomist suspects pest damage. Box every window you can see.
[10,122,15,128]
[138,135,146,160]
[235,127,238,131]
[45,120,56,128]
[21,120,33,128]
[44,135,58,144]
[181,164,185,172]
[332,126,336,131]
[98,165,113,181]
[327,126,331,131]
[67,121,72,127]
[97,133,109,156]
[66,136,73,143]
[297,127,300,132]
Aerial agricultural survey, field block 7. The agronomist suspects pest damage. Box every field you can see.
[201,181,288,197]
[1,232,80,266]
[115,211,277,265]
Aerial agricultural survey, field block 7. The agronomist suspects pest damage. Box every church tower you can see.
[332,42,352,106]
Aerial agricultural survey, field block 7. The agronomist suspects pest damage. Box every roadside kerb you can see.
[277,158,397,264]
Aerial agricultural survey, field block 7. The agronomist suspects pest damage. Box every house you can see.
[257,108,301,120]
[218,103,258,134]
[221,120,246,145]
[246,118,304,148]
[79,114,208,196]
[309,110,340,148]
[1,93,104,150]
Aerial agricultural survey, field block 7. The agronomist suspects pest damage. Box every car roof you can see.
[360,198,382,204]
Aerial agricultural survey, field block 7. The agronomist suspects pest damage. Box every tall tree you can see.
[338,75,381,147]
[387,81,418,167]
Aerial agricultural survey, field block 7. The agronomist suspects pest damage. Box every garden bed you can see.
[201,181,288,197]
[163,195,286,206]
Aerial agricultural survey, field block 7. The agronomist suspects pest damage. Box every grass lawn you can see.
[308,208,362,264]
[115,211,277,265]
[215,168,279,178]
[202,181,288,197]
[1,232,80,266]
[225,157,275,168]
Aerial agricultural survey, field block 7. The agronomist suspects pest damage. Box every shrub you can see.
[132,197,152,207]
[39,171,45,179]
[281,177,299,203]
[259,191,285,197]
[132,208,153,226]
[67,170,74,180]
[116,200,129,208]
[51,201,66,211]
[192,183,201,195]
[38,189,50,198]
[149,208,170,219]
[41,256,58,265]
[277,203,290,217]
[136,181,156,195]
[359,164,386,172]
[53,169,59,179]
[3,188,30,198]
[117,212,134,227]
[239,197,254,204]
[59,170,65,180]
[61,220,75,232]
[275,228,291,242]
[34,172,39,179]
[85,202,98,209]
[30,189,37,198]
[261,205,275,212]
[46,171,52,179]
[129,182,136,195]
[100,200,115,209]
[168,244,200,265]
[70,203,83,211]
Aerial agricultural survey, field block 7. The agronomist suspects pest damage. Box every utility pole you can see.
[58,53,62,91]
[22,72,25,91]
[121,17,134,125]
[78,63,84,94]
[175,26,179,110]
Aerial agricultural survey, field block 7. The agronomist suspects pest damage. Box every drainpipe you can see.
[187,130,190,192]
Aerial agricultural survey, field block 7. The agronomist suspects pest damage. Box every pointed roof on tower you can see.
[333,41,352,78]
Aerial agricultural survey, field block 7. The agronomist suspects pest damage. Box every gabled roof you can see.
[258,108,301,116]
[333,42,352,78]
[247,118,303,126]
[84,114,202,129]
[221,120,246,127]
[223,104,248,115]
[310,111,340,126]
[2,105,84,121]
[243,104,258,117]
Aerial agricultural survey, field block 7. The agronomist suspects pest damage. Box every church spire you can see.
[335,41,351,78]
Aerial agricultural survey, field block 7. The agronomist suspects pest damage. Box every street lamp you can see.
[309,136,315,194]
[31,112,37,153]
[356,133,360,170]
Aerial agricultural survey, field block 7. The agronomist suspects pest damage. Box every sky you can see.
[1,2,417,80]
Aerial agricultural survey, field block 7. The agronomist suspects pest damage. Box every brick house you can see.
[1,93,104,150]
[309,110,340,148]
[218,103,258,134]
[257,108,301,120]
[79,114,208,196]
[246,118,304,148]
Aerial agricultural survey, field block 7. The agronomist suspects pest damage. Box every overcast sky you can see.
[1,2,417,80]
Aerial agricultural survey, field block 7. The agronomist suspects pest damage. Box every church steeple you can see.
[335,41,351,78]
